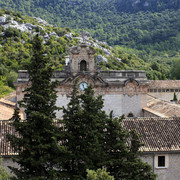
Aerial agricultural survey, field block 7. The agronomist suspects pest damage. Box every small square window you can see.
[155,154,169,168]
[158,156,165,167]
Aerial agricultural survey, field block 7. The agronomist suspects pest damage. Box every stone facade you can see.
[15,43,149,118]
[140,153,180,180]
[11,43,180,179]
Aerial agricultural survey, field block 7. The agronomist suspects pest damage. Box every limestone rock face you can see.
[96,55,108,63]
[0,16,6,23]
[33,17,49,26]
[65,33,74,40]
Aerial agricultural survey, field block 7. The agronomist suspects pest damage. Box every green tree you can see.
[171,59,180,79]
[87,168,114,180]
[173,92,178,101]
[59,83,156,179]
[7,35,62,180]
[124,130,156,180]
[104,116,156,179]
[59,82,107,179]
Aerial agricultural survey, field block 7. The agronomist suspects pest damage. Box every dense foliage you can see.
[59,82,156,179]
[87,168,114,180]
[0,0,179,55]
[0,6,179,98]
[0,9,74,93]
[7,35,62,179]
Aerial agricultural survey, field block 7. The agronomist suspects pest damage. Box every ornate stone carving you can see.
[123,81,137,97]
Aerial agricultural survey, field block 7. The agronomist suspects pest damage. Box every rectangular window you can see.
[158,156,165,167]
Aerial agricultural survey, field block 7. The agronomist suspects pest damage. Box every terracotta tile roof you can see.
[1,117,180,156]
[142,107,168,118]
[148,80,180,89]
[0,99,24,120]
[144,95,180,117]
[122,117,180,152]
[0,103,16,120]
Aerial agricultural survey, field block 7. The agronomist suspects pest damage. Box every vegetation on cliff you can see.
[0,7,179,97]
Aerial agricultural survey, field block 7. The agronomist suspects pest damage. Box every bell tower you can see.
[68,43,96,75]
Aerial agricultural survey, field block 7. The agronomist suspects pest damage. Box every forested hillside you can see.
[0,0,180,96]
[0,0,179,55]
[1,9,172,97]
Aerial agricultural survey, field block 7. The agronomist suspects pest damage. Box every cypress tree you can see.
[104,116,156,179]
[60,82,156,180]
[173,92,178,101]
[60,82,106,179]
[8,35,62,179]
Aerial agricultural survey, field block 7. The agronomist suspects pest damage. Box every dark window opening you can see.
[158,156,165,167]
[80,60,87,71]
[127,113,134,117]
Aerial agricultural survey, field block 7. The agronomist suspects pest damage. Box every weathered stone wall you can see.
[3,153,180,179]
[140,153,180,180]
[55,93,146,118]
[103,94,145,117]
[56,94,70,118]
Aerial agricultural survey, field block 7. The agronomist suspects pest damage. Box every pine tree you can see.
[123,130,156,180]
[7,35,62,179]
[60,82,156,180]
[104,116,156,179]
[104,114,130,178]
[59,82,107,179]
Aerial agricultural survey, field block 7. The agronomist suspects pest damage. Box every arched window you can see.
[127,113,134,118]
[80,60,87,71]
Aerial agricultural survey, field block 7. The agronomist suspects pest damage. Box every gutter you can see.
[153,152,155,173]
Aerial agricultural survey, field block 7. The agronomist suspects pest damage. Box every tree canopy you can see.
[7,35,62,179]
[59,81,156,179]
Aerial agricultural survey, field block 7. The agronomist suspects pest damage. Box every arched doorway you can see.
[80,60,87,71]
